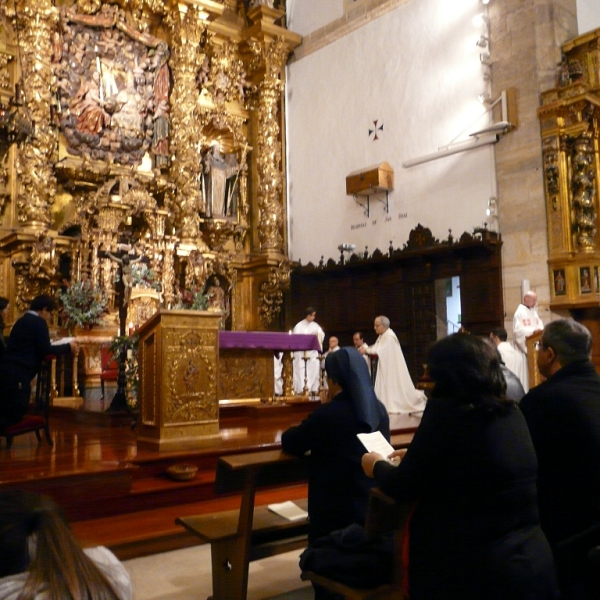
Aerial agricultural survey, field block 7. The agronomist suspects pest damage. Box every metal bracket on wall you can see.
[353,189,389,217]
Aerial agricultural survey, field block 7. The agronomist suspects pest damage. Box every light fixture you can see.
[476,35,489,48]
[480,53,492,66]
[478,92,492,104]
[482,0,490,4]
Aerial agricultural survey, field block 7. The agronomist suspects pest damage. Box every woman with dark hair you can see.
[0,490,132,600]
[362,333,559,600]
[282,346,390,543]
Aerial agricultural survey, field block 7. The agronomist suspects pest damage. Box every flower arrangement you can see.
[58,279,108,330]
[173,286,209,311]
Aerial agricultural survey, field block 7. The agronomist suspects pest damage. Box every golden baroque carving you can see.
[3,1,59,228]
[0,52,13,90]
[12,235,59,310]
[570,132,598,251]
[165,329,218,423]
[29,233,59,283]
[258,260,290,326]
[250,37,288,252]
[204,39,244,107]
[167,6,207,242]
[542,137,560,211]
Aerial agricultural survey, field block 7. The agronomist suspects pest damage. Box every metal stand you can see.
[302,355,310,396]
[107,346,128,413]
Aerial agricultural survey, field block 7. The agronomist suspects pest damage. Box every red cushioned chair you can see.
[100,346,119,410]
[0,356,54,450]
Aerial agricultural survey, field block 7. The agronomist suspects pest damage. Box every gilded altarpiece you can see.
[0,0,300,414]
[538,26,600,309]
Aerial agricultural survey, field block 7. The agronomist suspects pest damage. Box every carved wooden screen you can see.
[289,229,503,381]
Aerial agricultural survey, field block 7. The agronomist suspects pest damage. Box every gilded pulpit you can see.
[137,310,221,450]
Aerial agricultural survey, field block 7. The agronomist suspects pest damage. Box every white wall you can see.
[577,0,600,33]
[286,0,496,265]
[286,0,343,36]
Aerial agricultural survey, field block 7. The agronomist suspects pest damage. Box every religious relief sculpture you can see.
[205,275,230,329]
[258,263,290,327]
[106,248,144,305]
[570,133,598,251]
[54,4,171,167]
[202,142,243,218]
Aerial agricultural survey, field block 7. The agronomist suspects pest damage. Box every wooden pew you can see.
[175,449,309,600]
[301,488,411,600]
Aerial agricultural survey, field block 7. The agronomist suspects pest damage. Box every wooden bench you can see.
[301,488,411,600]
[176,449,309,600]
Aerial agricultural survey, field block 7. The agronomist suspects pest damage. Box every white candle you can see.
[127,349,133,360]
[95,48,105,102]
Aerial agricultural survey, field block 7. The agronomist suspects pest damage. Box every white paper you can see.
[51,337,75,345]
[357,431,396,458]
[267,501,308,522]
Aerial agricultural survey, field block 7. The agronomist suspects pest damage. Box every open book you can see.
[357,431,396,458]
[267,501,308,522]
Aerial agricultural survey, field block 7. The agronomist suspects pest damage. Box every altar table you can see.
[218,332,321,402]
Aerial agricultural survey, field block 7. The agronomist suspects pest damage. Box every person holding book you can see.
[362,333,558,600]
[282,346,390,544]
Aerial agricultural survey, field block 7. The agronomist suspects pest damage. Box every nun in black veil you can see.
[282,347,390,544]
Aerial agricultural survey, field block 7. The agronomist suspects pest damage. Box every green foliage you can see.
[130,263,161,290]
[173,286,209,311]
[58,280,108,329]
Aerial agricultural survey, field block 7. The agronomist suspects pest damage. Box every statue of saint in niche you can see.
[202,142,242,218]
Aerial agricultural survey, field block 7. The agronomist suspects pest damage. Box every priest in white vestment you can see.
[360,316,427,414]
[489,327,525,385]
[512,291,544,392]
[292,307,324,394]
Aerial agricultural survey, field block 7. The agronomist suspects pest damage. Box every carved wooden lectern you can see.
[136,310,221,450]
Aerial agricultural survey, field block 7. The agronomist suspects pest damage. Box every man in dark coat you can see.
[520,318,600,600]
[0,295,77,428]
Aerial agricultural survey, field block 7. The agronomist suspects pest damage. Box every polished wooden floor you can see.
[0,403,420,559]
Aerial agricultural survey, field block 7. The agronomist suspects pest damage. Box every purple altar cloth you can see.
[219,331,321,351]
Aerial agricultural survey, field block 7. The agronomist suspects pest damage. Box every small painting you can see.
[580,267,592,294]
[553,269,566,296]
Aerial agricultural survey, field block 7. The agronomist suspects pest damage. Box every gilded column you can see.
[4,1,58,230]
[244,7,300,254]
[166,5,206,245]
[254,37,287,252]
